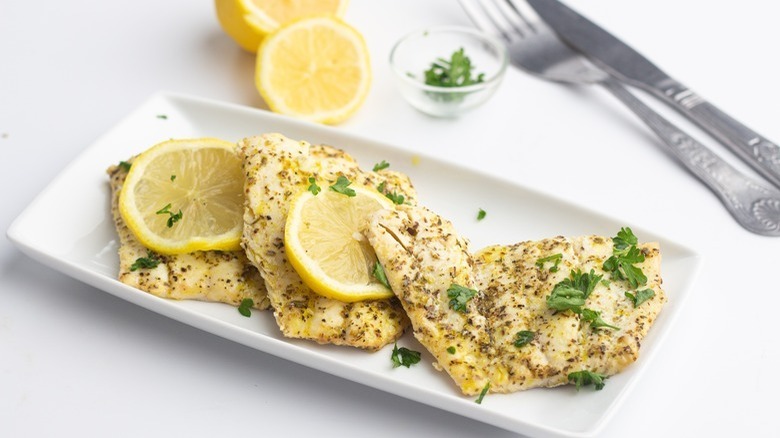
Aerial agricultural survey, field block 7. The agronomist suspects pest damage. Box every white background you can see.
[2,1,778,437]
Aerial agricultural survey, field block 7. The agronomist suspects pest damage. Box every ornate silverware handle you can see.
[601,78,780,236]
[651,79,780,189]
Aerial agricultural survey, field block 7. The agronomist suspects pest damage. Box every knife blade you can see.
[526,0,780,190]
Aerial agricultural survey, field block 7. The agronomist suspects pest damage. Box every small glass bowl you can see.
[389,26,508,117]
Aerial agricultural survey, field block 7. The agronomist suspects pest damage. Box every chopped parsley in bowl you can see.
[390,26,508,117]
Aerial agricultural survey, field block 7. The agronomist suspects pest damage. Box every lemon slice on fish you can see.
[119,138,244,255]
[284,181,394,302]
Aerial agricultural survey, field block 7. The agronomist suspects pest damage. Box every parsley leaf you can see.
[238,298,254,317]
[391,343,421,368]
[130,251,160,271]
[447,284,478,313]
[581,308,619,331]
[156,114,168,120]
[568,370,608,391]
[329,175,356,197]
[156,203,183,228]
[546,269,603,313]
[376,180,405,205]
[424,48,485,88]
[625,289,655,308]
[546,284,586,313]
[613,227,638,250]
[603,228,647,288]
[447,346,456,354]
[536,253,563,273]
[477,208,486,221]
[384,191,405,205]
[514,330,535,348]
[373,262,390,289]
[118,161,132,172]
[307,177,321,195]
[475,382,490,404]
[373,160,390,171]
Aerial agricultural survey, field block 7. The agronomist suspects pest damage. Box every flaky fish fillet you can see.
[239,133,413,351]
[367,204,666,395]
[107,162,269,309]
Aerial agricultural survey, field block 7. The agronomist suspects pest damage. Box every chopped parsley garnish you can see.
[376,181,405,205]
[384,191,405,205]
[156,203,183,228]
[118,161,132,171]
[170,174,176,182]
[329,175,356,197]
[447,284,478,313]
[129,251,160,271]
[475,382,490,404]
[307,177,321,195]
[546,269,602,313]
[581,308,619,331]
[373,160,390,171]
[447,346,456,354]
[625,289,655,308]
[568,370,608,391]
[603,227,647,288]
[391,343,421,368]
[238,298,254,317]
[373,262,390,289]
[536,253,562,272]
[424,48,485,88]
[513,330,535,348]
[477,208,486,221]
[156,114,168,119]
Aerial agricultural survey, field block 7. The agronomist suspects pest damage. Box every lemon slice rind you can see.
[118,138,244,255]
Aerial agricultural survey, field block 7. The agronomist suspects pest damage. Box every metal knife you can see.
[526,0,780,189]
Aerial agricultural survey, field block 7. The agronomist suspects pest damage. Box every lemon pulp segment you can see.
[284,185,394,302]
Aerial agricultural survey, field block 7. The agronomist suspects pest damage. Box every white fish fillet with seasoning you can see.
[239,133,415,351]
[107,161,269,309]
[367,204,666,395]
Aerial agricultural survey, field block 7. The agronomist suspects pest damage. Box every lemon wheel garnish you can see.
[215,0,349,53]
[118,138,244,255]
[255,16,372,124]
[284,184,394,302]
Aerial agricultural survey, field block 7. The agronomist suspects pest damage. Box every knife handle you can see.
[652,80,780,189]
[601,78,780,236]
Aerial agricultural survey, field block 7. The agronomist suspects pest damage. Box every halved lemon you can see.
[118,138,244,255]
[284,182,394,302]
[255,16,371,124]
[214,0,349,53]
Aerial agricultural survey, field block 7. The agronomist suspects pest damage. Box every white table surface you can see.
[2,1,778,437]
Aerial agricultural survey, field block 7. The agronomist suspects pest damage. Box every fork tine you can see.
[458,0,494,34]
[505,0,543,31]
[458,0,514,42]
[491,0,533,37]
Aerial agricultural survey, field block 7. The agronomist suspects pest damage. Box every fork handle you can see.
[599,78,780,236]
[649,80,780,190]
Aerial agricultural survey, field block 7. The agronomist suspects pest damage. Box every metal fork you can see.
[459,0,780,236]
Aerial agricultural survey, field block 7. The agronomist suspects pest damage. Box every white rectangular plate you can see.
[7,92,701,438]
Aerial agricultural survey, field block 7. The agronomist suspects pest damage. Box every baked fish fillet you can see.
[239,133,413,351]
[107,161,269,309]
[367,204,665,395]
